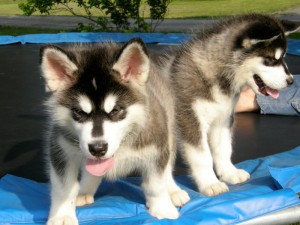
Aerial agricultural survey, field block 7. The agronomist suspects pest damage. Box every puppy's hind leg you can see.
[76,168,103,207]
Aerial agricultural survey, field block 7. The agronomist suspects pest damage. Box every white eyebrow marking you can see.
[104,94,117,114]
[275,49,283,60]
[78,95,93,114]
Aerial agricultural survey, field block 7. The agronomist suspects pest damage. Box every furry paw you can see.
[147,198,179,219]
[76,194,94,207]
[170,189,190,207]
[220,169,250,185]
[47,216,78,225]
[201,181,229,196]
[148,204,179,220]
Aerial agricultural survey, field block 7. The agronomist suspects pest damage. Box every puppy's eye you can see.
[110,105,123,116]
[264,57,278,66]
[71,108,88,122]
[108,105,126,121]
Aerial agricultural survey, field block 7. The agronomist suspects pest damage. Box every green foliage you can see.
[19,0,56,15]
[147,0,171,30]
[18,0,172,32]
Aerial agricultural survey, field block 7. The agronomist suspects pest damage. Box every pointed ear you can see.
[40,45,78,92]
[242,34,280,49]
[112,38,150,85]
[280,20,300,36]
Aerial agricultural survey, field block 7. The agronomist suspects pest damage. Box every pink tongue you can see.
[86,158,114,176]
[266,87,279,99]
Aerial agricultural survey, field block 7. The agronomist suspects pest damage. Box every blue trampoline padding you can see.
[0,32,192,45]
[1,146,300,225]
[269,165,300,193]
[287,39,300,56]
[0,32,300,55]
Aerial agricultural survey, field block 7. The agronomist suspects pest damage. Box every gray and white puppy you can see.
[170,14,299,196]
[40,38,190,225]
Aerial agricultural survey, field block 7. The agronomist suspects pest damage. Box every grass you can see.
[0,25,69,36]
[290,32,300,39]
[0,0,299,36]
[166,0,300,18]
[0,0,300,18]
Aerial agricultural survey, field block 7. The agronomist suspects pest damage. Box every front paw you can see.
[169,189,190,207]
[147,198,179,219]
[148,204,179,220]
[76,194,94,207]
[219,169,250,185]
[47,216,78,225]
[200,181,229,196]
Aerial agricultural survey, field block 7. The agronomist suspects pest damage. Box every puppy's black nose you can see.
[88,141,108,157]
[287,76,294,85]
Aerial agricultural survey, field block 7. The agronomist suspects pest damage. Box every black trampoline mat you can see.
[0,44,300,181]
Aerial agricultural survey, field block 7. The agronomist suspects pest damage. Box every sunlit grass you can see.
[0,0,299,36]
[0,0,300,18]
[165,0,300,18]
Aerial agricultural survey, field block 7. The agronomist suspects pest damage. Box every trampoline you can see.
[0,33,300,225]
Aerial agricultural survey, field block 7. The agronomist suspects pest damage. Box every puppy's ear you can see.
[280,20,300,36]
[112,38,150,85]
[40,45,78,92]
[241,34,280,49]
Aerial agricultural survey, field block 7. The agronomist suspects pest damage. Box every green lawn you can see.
[0,25,68,36]
[0,0,300,18]
[0,0,300,36]
[167,0,300,18]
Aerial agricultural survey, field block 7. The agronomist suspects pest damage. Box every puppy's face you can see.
[242,47,293,98]
[41,38,150,160]
[234,17,300,98]
[69,92,145,160]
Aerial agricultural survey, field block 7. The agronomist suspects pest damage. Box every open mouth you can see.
[253,74,279,99]
[85,157,115,177]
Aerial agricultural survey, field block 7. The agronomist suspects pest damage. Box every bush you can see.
[19,0,172,32]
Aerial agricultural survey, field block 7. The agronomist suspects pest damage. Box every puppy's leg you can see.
[142,166,179,219]
[209,125,250,184]
[47,157,81,225]
[76,168,102,207]
[184,141,228,196]
[164,163,190,207]
[164,133,190,206]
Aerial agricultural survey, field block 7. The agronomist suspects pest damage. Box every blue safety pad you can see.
[1,146,300,225]
[287,39,300,56]
[269,165,300,193]
[0,32,191,45]
[0,32,300,56]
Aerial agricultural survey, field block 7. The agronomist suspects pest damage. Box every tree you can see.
[19,0,172,32]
